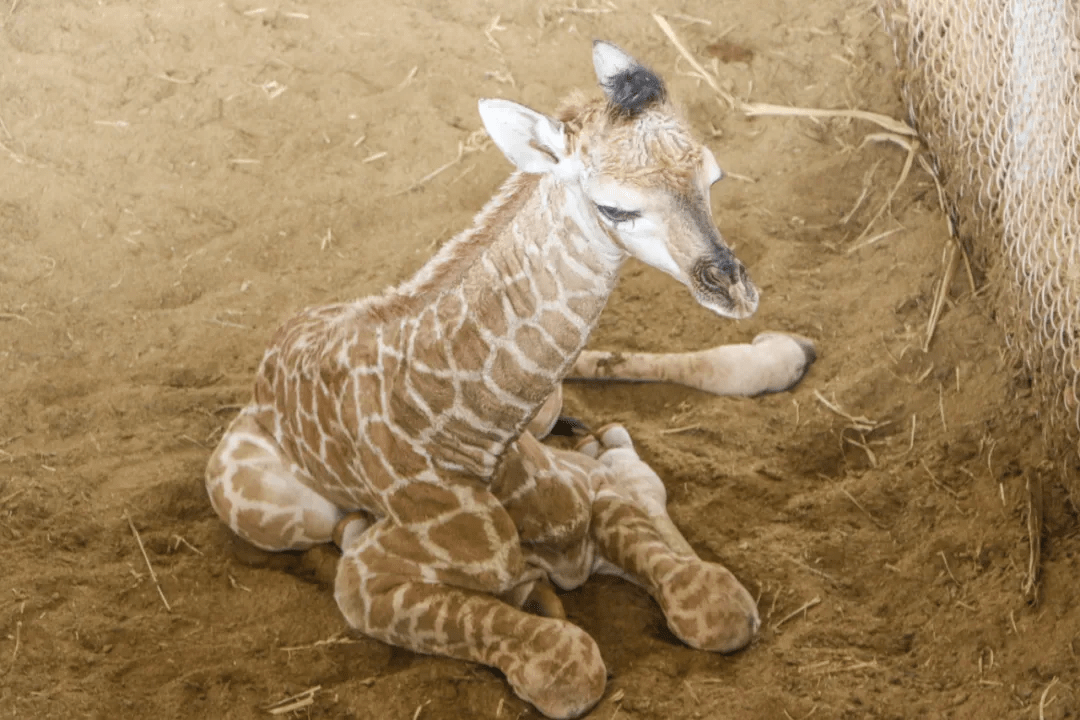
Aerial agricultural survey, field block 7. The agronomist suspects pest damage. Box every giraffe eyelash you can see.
[596,204,640,224]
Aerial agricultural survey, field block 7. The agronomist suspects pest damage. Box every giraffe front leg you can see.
[334,505,605,720]
[582,425,760,653]
[571,332,816,396]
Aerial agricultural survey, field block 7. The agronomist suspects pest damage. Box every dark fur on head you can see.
[603,65,667,118]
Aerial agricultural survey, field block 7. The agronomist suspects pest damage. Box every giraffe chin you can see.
[694,290,759,321]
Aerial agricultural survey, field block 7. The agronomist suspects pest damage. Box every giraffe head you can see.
[478,41,758,320]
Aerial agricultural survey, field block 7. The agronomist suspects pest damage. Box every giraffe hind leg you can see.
[205,411,347,552]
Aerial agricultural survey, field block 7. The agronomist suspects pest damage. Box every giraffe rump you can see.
[602,65,667,119]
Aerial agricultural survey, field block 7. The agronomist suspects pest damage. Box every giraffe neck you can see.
[390,171,625,478]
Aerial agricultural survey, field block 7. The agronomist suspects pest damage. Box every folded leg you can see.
[570,332,816,396]
[334,483,605,720]
[582,424,760,653]
[206,411,364,551]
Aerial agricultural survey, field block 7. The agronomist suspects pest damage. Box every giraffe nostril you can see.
[700,263,727,290]
[698,259,741,292]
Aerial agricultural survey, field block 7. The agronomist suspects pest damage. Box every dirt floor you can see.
[2,0,1079,718]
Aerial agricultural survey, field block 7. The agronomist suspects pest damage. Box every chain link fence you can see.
[880,0,1080,492]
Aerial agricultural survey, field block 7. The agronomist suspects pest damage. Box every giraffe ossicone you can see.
[206,40,814,719]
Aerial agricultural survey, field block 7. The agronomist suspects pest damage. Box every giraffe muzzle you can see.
[692,256,759,319]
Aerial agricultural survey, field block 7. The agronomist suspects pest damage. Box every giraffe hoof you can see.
[226,533,337,586]
[749,332,817,395]
[574,435,600,458]
[298,544,341,588]
[332,512,372,550]
[523,578,567,620]
[505,621,606,719]
[595,423,633,449]
[549,415,592,437]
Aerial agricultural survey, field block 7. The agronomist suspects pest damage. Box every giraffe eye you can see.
[596,204,640,224]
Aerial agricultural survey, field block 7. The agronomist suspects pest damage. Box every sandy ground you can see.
[2,0,1079,718]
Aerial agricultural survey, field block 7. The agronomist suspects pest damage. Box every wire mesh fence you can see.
[880,0,1080,489]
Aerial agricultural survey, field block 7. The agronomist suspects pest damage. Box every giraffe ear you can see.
[478,99,567,174]
[593,40,639,89]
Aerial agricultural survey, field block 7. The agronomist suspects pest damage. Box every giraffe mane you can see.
[387,172,539,310]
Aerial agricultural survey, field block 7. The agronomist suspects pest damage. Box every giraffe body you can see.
[206,42,810,719]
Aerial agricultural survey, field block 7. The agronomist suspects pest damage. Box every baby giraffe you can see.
[206,41,814,719]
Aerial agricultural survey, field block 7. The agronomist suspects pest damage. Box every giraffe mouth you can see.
[691,257,759,319]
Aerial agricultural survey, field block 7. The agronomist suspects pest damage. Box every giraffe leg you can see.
[206,411,362,551]
[585,424,760,653]
[570,332,816,396]
[334,488,606,720]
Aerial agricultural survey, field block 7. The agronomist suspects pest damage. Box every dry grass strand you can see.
[741,102,916,136]
[1024,473,1043,603]
[925,244,959,351]
[652,13,737,108]
[1038,677,1059,720]
[264,686,321,715]
[813,390,884,432]
[773,596,821,630]
[849,136,919,249]
[396,129,491,195]
[280,632,364,653]
[125,511,172,612]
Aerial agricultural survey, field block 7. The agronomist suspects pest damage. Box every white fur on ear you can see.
[477,98,566,174]
[592,40,638,88]
[703,147,724,185]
